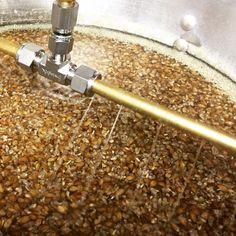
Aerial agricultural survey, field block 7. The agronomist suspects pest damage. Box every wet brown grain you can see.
[0,29,236,235]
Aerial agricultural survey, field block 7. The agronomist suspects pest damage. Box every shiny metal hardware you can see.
[71,65,101,96]
[2,0,236,153]
[15,0,100,95]
[16,43,45,72]
[51,1,79,34]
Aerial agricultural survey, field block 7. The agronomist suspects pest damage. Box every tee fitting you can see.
[16,0,101,97]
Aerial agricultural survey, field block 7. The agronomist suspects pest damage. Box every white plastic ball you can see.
[181,14,197,31]
[173,39,188,52]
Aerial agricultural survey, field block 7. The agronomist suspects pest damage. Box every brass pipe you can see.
[0,38,19,57]
[57,0,76,7]
[92,80,236,153]
[0,38,236,152]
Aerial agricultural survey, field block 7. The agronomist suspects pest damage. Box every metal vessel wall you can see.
[0,0,236,81]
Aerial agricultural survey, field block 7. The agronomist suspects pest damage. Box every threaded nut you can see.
[48,34,74,55]
[51,1,79,34]
[16,43,44,72]
[71,65,101,96]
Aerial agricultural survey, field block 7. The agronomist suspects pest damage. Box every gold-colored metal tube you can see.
[92,80,236,153]
[0,38,19,57]
[0,38,236,152]
[57,0,76,7]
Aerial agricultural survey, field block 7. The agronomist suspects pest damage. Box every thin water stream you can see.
[0,27,235,234]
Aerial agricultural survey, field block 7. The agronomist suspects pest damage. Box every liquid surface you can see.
[0,29,236,235]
